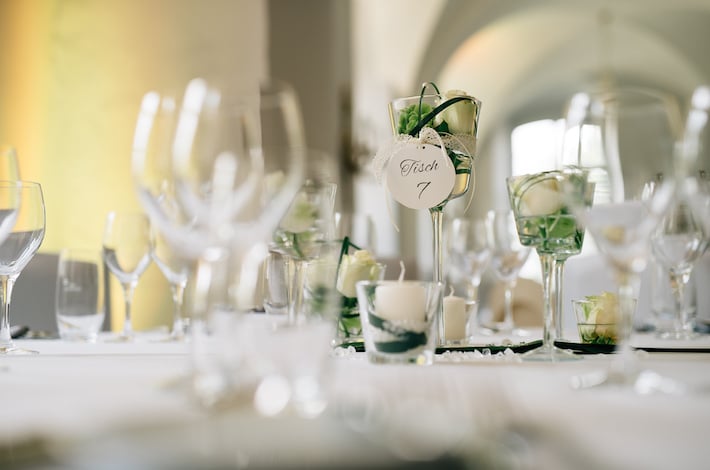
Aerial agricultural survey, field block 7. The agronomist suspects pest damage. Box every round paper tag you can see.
[386,143,455,210]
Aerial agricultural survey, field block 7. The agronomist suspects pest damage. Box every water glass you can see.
[55,249,105,342]
[356,280,444,365]
[262,250,291,317]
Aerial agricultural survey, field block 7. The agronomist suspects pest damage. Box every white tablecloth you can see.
[2,330,710,469]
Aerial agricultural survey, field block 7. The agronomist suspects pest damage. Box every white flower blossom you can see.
[337,250,382,298]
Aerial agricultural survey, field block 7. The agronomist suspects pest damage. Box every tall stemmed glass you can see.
[680,86,710,239]
[507,169,591,361]
[388,88,481,296]
[562,88,683,391]
[150,225,189,340]
[446,217,490,322]
[0,181,45,354]
[103,211,152,341]
[485,209,532,336]
[650,199,705,339]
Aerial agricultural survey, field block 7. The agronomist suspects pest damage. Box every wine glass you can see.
[651,198,705,339]
[562,88,684,391]
[507,168,591,361]
[679,85,710,237]
[150,224,189,341]
[271,151,337,324]
[485,209,532,336]
[0,144,20,180]
[0,181,45,355]
[102,211,152,341]
[445,216,490,327]
[132,79,306,307]
[388,88,481,334]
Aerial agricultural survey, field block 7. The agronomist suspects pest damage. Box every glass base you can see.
[478,323,531,338]
[571,368,687,395]
[522,342,580,362]
[105,333,133,343]
[656,330,699,341]
[367,350,434,366]
[0,345,38,355]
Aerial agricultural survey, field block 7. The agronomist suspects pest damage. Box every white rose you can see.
[437,89,477,135]
[519,179,564,217]
[336,249,382,298]
[591,291,619,339]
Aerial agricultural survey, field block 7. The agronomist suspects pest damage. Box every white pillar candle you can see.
[375,283,426,322]
[443,295,467,341]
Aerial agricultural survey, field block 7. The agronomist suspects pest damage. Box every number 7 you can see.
[417,181,431,199]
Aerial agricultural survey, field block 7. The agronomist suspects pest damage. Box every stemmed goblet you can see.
[485,209,532,336]
[446,217,490,326]
[387,86,481,313]
[507,169,591,361]
[650,198,705,339]
[562,88,684,391]
[679,85,710,236]
[150,225,189,341]
[0,181,45,354]
[103,211,152,341]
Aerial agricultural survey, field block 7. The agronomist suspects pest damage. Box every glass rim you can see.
[391,93,482,107]
[0,180,41,187]
[356,279,444,288]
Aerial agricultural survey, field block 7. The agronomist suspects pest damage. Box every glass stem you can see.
[669,271,689,335]
[289,259,307,325]
[430,206,445,343]
[170,282,186,338]
[0,275,16,348]
[121,282,137,338]
[539,252,555,350]
[611,273,639,380]
[554,258,567,340]
[467,280,479,304]
[502,279,516,330]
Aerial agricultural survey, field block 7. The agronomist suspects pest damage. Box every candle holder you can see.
[355,280,444,365]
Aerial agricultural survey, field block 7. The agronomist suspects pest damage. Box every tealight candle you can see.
[375,283,426,322]
[443,290,467,341]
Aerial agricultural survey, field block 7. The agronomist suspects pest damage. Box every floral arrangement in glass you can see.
[373,82,481,344]
[305,236,385,346]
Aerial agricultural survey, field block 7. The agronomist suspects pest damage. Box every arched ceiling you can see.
[417,0,710,143]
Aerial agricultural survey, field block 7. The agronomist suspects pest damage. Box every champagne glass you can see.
[0,144,20,180]
[485,209,532,336]
[150,225,189,341]
[651,199,705,339]
[0,181,45,355]
[388,89,481,332]
[562,88,684,391]
[446,216,490,326]
[103,211,151,341]
[507,168,591,361]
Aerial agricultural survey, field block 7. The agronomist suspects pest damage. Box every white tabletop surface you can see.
[2,327,710,469]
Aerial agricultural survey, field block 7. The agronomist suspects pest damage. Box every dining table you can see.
[2,322,710,469]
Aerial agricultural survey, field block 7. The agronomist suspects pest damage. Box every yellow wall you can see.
[0,0,266,331]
